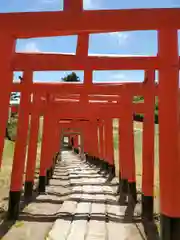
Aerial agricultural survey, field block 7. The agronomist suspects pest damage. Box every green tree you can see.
[61,72,80,82]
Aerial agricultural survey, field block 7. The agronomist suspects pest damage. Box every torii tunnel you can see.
[1,1,180,239]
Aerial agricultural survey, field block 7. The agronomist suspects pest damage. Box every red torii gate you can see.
[9,79,155,213]
[0,1,180,239]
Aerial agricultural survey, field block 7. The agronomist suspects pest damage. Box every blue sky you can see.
[1,0,180,83]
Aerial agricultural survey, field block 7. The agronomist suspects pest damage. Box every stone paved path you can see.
[48,151,145,240]
[0,151,146,240]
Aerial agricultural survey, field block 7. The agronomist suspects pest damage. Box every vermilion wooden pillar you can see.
[64,0,83,12]
[97,122,100,158]
[126,97,136,204]
[85,122,93,155]
[158,29,180,239]
[83,121,90,159]
[8,71,32,220]
[75,135,78,149]
[100,120,110,173]
[92,120,100,165]
[99,120,104,160]
[38,108,53,193]
[70,132,74,148]
[119,114,129,204]
[76,30,91,158]
[86,122,94,164]
[104,118,115,180]
[119,93,136,205]
[102,121,106,162]
[142,70,155,221]
[58,125,63,161]
[46,117,58,184]
[76,29,91,157]
[97,119,108,172]
[103,120,107,161]
[0,35,15,168]
[54,121,61,152]
[68,135,71,147]
[104,118,114,165]
[73,134,79,152]
[84,121,95,164]
[79,130,84,156]
[24,93,40,199]
[93,121,99,158]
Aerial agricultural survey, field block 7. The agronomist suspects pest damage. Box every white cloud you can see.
[108,32,129,45]
[19,42,40,53]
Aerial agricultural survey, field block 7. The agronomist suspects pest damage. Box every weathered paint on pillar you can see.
[8,70,32,220]
[0,35,15,168]
[158,29,180,239]
[24,93,40,199]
